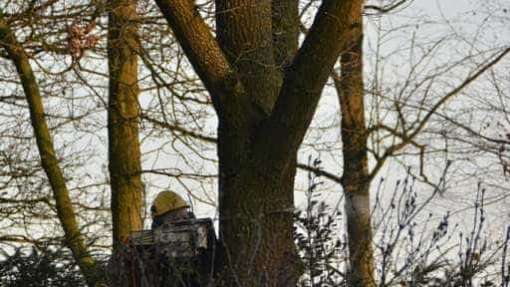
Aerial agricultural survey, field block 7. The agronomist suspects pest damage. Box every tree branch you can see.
[407,47,510,142]
[364,0,410,14]
[271,0,299,67]
[296,163,343,184]
[368,47,510,179]
[154,0,257,124]
[256,0,364,165]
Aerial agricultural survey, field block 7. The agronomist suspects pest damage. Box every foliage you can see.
[2,171,510,286]
[0,247,86,287]
[295,157,346,286]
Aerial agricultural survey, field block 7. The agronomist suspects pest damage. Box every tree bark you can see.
[216,0,280,114]
[213,2,299,285]
[107,0,143,263]
[0,13,103,287]
[335,4,375,286]
[271,0,299,69]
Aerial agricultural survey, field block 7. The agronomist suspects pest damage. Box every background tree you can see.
[107,0,143,261]
[331,1,510,284]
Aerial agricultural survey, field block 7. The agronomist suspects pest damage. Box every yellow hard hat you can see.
[151,191,189,217]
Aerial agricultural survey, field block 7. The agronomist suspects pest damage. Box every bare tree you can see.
[0,9,103,286]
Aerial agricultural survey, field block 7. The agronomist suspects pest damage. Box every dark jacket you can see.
[151,208,195,229]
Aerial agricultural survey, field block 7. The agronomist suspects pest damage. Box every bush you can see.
[295,159,510,286]
[0,247,86,287]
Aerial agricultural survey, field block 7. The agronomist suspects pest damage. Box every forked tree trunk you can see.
[214,1,301,285]
[337,4,375,286]
[154,0,365,285]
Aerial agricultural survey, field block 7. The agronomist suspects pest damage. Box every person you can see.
[149,191,208,287]
[151,191,195,229]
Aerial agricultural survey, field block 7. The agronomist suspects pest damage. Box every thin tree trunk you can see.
[336,4,375,286]
[0,15,102,287]
[107,1,143,284]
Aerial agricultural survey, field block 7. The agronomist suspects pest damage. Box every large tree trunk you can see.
[0,14,103,287]
[107,0,143,283]
[154,0,365,285]
[218,156,299,286]
[214,1,300,285]
[336,5,375,286]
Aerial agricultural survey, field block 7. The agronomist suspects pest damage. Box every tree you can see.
[335,3,374,285]
[1,0,144,284]
[154,0,365,285]
[107,0,143,260]
[330,2,510,285]
[0,10,103,286]
[0,1,211,285]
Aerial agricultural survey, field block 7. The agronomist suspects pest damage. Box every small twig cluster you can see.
[67,20,99,59]
[294,157,346,287]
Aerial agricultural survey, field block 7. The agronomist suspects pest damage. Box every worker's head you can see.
[151,190,189,218]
